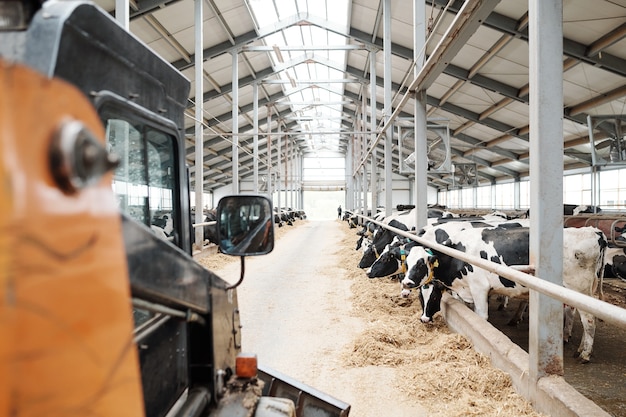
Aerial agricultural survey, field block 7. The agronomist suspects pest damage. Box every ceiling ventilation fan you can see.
[453,163,477,188]
[588,115,626,166]
[399,122,451,174]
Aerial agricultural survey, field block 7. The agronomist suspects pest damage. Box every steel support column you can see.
[288,137,292,209]
[384,0,393,216]
[115,0,129,29]
[346,139,354,211]
[231,50,239,194]
[287,130,291,208]
[528,0,564,381]
[193,0,204,248]
[267,107,273,198]
[277,122,282,213]
[369,48,378,211]
[298,151,304,209]
[291,143,301,209]
[414,0,428,230]
[362,93,368,217]
[253,82,259,193]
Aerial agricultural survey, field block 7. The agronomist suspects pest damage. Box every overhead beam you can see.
[428,0,626,78]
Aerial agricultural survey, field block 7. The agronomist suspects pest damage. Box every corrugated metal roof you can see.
[94,0,626,192]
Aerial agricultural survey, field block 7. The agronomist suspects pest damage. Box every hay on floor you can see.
[338,220,545,417]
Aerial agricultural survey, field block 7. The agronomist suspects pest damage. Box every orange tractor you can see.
[0,2,349,417]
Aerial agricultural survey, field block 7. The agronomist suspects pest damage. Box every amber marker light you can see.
[235,353,258,378]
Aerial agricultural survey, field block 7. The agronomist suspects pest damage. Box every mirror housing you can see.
[216,195,275,256]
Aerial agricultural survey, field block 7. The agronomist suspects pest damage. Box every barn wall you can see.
[213,174,436,214]
[374,174,438,210]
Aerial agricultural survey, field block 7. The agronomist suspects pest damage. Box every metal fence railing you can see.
[347,211,626,329]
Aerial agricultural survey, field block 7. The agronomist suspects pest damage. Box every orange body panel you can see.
[0,60,145,417]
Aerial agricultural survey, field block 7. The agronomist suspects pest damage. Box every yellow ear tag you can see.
[433,260,439,268]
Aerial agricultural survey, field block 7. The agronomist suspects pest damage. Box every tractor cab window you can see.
[100,102,183,329]
[101,106,180,252]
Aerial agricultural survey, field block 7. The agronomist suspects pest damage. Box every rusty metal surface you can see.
[258,366,351,417]
[564,215,626,247]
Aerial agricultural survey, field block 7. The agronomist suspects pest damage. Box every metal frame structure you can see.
[91,0,626,196]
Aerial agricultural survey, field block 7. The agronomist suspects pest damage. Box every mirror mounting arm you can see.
[225,257,245,291]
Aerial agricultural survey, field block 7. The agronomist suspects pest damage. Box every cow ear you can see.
[428,255,439,268]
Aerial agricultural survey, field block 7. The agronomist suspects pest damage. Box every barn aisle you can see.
[210,219,428,417]
[204,219,545,417]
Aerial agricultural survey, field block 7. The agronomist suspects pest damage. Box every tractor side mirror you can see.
[216,195,275,256]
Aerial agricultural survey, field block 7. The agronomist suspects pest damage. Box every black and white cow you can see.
[604,247,626,281]
[366,218,527,279]
[356,207,451,269]
[355,213,385,250]
[365,237,419,279]
[189,209,219,246]
[604,225,626,280]
[357,219,409,268]
[402,225,607,363]
[151,213,173,240]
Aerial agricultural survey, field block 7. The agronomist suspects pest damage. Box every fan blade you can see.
[596,138,615,149]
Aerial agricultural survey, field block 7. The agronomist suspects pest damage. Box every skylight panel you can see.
[309,26,327,50]
[327,50,344,66]
[248,0,279,28]
[294,64,309,79]
[301,89,314,102]
[265,32,285,47]
[326,0,349,28]
[300,25,314,45]
[327,68,342,79]
[264,32,286,64]
[247,0,351,153]
[308,0,326,19]
[273,0,297,19]
[284,26,302,46]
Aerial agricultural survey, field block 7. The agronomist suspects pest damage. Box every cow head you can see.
[401,248,436,290]
[355,235,365,250]
[418,280,445,323]
[401,247,442,323]
[612,254,626,281]
[358,244,379,268]
[367,245,402,278]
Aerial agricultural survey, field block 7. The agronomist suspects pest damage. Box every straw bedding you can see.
[336,221,545,417]
[198,219,546,416]
[196,221,294,271]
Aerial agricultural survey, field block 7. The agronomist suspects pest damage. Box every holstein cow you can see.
[605,247,626,281]
[188,209,219,246]
[355,212,386,250]
[151,212,174,240]
[357,207,452,269]
[402,225,607,363]
[357,219,409,268]
[367,218,527,279]
[366,237,419,279]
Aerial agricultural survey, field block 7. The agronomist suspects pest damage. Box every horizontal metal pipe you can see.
[193,221,216,228]
[348,212,626,329]
[203,131,374,136]
[132,298,206,325]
